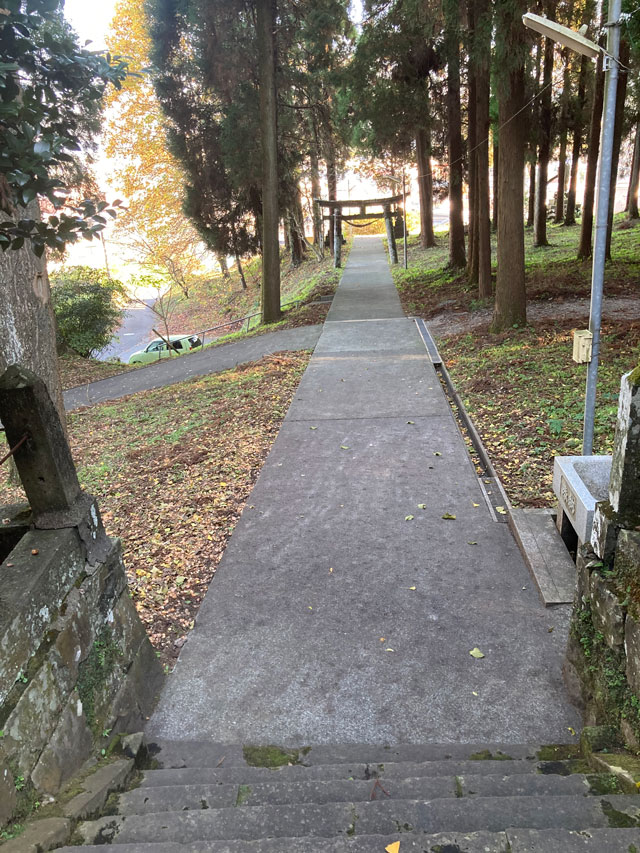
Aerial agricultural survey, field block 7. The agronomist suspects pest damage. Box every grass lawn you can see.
[395,217,640,319]
[1,351,310,668]
[444,319,640,508]
[396,215,640,509]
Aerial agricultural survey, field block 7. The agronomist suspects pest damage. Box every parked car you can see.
[129,334,202,365]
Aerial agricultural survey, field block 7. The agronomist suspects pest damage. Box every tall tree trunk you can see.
[288,186,307,267]
[0,205,64,428]
[565,54,588,226]
[627,121,640,220]
[578,45,604,258]
[257,0,281,324]
[416,127,436,247]
[325,132,337,255]
[527,154,536,227]
[467,84,478,282]
[475,0,492,298]
[492,134,499,231]
[309,130,323,247]
[534,15,554,247]
[605,38,630,260]
[444,0,466,268]
[235,254,247,290]
[217,252,230,279]
[466,0,478,283]
[554,51,571,223]
[526,34,541,228]
[492,0,527,332]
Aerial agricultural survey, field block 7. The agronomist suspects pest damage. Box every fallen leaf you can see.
[340,445,349,450]
[468,541,478,545]
[380,637,385,642]
[386,843,401,853]
[31,549,39,556]
[385,648,394,652]
[6,562,14,567]
[329,567,334,573]
[472,503,479,507]
[405,515,414,521]
[442,513,456,520]
[472,691,478,696]
[548,627,554,633]
[408,586,416,590]
[407,421,415,425]
[568,727,576,736]
[175,576,186,586]
[308,606,313,610]
[469,647,485,659]
[417,503,426,509]
[310,426,318,430]
[495,506,508,515]
[433,451,442,456]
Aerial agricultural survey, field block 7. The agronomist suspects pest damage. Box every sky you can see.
[64,0,117,49]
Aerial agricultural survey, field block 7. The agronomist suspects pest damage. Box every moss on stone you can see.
[538,759,592,775]
[594,752,640,781]
[469,749,512,761]
[76,627,122,732]
[242,745,305,768]
[536,744,582,761]
[587,773,623,795]
[235,785,252,806]
[569,604,640,747]
[601,799,640,828]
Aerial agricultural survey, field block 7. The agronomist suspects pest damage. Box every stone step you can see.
[508,827,640,850]
[53,827,640,853]
[119,773,598,814]
[52,832,508,853]
[139,757,552,788]
[147,740,544,770]
[74,794,640,845]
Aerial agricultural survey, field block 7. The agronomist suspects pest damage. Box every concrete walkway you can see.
[147,235,580,745]
[63,325,322,410]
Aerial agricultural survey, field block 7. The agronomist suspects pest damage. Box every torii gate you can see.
[314,194,406,269]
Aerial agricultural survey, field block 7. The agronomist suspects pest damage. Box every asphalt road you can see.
[96,300,157,363]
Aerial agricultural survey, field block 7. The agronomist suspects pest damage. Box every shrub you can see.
[51,266,126,357]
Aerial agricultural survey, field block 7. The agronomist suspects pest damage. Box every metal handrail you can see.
[197,298,302,346]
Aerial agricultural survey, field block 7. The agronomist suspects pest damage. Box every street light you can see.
[523,5,621,455]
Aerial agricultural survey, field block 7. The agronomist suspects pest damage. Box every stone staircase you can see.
[51,739,640,852]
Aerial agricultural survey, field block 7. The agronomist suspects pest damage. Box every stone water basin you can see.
[553,455,612,545]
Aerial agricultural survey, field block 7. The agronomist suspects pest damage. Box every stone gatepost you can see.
[0,366,163,825]
[591,368,640,562]
[565,367,640,751]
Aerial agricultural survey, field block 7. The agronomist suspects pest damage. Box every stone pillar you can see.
[0,365,81,520]
[591,368,640,561]
[0,365,108,562]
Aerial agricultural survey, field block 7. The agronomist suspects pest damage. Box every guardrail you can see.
[196,298,303,347]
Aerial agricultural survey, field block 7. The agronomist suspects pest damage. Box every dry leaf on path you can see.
[469,647,485,659]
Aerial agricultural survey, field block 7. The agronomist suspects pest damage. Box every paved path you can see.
[64,325,322,410]
[147,235,580,745]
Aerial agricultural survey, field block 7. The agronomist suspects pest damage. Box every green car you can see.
[129,334,203,365]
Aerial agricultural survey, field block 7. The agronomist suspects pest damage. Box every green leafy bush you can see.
[51,266,126,357]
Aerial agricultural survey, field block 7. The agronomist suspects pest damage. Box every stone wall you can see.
[564,367,640,754]
[565,535,640,752]
[0,502,164,827]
